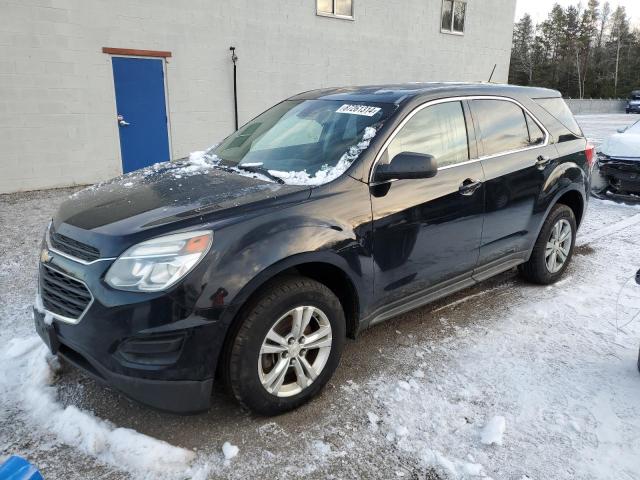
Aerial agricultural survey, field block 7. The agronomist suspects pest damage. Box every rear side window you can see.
[534,97,583,137]
[471,99,532,156]
[385,101,469,168]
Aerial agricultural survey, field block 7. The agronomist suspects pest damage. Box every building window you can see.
[441,0,466,34]
[317,0,353,19]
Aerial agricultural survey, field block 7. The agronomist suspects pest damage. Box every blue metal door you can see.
[111,57,170,173]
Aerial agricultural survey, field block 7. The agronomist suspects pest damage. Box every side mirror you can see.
[617,127,628,134]
[374,152,438,182]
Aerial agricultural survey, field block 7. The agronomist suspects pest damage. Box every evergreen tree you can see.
[508,1,639,98]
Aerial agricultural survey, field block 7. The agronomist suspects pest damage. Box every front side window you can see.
[384,101,469,168]
[441,0,466,34]
[472,100,539,156]
[212,100,395,184]
[317,0,353,19]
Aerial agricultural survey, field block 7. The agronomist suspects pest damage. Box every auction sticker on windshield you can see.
[336,104,382,116]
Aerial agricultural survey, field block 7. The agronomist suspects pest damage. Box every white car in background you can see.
[594,121,640,201]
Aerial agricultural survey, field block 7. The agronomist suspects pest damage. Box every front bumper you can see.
[34,308,216,413]
[596,160,640,199]
[33,251,231,414]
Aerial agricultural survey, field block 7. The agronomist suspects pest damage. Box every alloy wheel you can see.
[545,218,572,273]
[258,306,332,397]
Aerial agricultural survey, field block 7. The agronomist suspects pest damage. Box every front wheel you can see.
[225,276,345,415]
[519,204,577,284]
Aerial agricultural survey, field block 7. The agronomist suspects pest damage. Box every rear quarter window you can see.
[534,98,583,137]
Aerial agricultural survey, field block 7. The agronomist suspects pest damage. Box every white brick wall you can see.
[0,0,516,193]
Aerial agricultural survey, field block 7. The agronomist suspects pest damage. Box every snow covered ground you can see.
[1,115,640,479]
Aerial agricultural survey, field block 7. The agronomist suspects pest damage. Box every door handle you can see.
[459,178,482,196]
[536,155,551,169]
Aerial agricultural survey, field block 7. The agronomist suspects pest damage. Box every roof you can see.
[290,82,561,104]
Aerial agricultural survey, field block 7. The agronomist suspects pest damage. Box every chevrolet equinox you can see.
[34,83,594,415]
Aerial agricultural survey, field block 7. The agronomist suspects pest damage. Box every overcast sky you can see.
[515,0,640,25]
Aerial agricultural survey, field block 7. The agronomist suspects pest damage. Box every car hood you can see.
[601,133,640,160]
[54,160,311,236]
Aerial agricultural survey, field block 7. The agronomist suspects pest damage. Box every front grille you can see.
[40,265,92,320]
[49,226,100,262]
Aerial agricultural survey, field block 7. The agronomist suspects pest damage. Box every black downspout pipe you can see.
[230,46,238,131]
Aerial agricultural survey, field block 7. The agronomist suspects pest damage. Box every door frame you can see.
[103,48,174,173]
[367,95,551,185]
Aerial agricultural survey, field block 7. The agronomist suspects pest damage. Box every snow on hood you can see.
[601,130,640,159]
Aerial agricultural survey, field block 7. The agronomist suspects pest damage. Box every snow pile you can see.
[311,440,332,456]
[479,416,505,446]
[0,336,208,479]
[222,441,239,461]
[268,126,378,186]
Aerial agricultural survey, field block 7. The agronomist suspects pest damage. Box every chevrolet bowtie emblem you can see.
[40,248,51,263]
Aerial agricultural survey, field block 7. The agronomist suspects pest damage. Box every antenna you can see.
[488,64,497,83]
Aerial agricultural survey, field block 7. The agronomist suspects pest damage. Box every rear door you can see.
[469,98,555,272]
[369,100,485,311]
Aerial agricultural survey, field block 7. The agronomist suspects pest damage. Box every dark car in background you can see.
[627,91,640,114]
[34,83,593,415]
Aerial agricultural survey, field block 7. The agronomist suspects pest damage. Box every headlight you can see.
[597,152,610,164]
[105,231,213,292]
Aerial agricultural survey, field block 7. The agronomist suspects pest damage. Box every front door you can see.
[369,100,485,313]
[111,57,170,173]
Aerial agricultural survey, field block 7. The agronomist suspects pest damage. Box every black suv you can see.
[34,83,594,415]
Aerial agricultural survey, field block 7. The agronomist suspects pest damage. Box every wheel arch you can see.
[215,253,363,379]
[529,185,586,259]
[555,189,585,227]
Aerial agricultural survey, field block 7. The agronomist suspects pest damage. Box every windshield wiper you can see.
[235,164,285,184]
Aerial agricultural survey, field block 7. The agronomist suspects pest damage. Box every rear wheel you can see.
[225,276,345,415]
[519,204,576,285]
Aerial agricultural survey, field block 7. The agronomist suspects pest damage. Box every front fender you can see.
[195,224,370,321]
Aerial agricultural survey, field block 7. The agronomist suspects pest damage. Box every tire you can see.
[225,276,345,415]
[519,203,577,285]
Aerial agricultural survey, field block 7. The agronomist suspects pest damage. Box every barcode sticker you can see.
[336,104,382,117]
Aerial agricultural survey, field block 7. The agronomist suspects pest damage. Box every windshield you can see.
[211,100,396,185]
